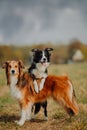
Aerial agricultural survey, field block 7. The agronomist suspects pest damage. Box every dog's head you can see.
[31,48,53,65]
[2,60,25,85]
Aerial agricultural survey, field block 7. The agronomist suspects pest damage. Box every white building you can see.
[72,49,84,62]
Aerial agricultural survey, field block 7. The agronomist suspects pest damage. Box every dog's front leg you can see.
[26,102,33,120]
[33,80,39,93]
[15,102,33,126]
[15,109,26,126]
[39,78,45,91]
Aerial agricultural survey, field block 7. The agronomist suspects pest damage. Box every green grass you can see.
[0,62,87,129]
[0,69,7,86]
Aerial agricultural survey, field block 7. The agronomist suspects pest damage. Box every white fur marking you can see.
[10,76,22,100]
[39,78,46,91]
[32,68,48,79]
[36,62,49,73]
[15,102,33,126]
[26,102,33,120]
[15,109,26,126]
[33,80,39,93]
[41,51,47,62]
[44,116,48,121]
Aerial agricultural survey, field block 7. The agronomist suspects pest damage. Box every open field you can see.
[0,62,87,130]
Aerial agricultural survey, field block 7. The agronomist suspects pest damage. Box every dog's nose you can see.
[43,58,46,62]
[11,70,15,74]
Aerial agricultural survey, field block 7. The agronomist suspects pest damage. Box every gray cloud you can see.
[0,0,87,44]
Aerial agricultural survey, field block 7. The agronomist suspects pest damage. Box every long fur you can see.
[23,73,79,116]
[3,60,79,126]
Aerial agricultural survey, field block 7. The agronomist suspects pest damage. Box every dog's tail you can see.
[65,83,79,116]
[72,89,79,114]
[55,79,79,117]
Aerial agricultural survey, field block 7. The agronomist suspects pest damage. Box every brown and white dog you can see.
[3,60,79,126]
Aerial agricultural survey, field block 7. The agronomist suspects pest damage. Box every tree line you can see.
[0,39,87,66]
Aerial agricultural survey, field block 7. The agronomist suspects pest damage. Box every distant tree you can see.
[68,39,82,59]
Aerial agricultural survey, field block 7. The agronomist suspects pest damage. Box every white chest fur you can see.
[10,76,22,100]
[32,69,47,78]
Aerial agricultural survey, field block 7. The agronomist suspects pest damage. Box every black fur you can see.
[34,101,48,118]
[31,48,52,63]
[28,48,53,75]
[29,48,53,119]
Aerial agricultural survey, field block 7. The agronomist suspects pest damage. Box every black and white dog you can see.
[28,48,53,93]
[28,48,53,120]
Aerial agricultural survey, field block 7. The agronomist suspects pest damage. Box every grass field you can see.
[0,62,87,130]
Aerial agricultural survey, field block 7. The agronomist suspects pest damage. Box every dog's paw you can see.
[44,116,48,121]
[15,120,25,126]
[26,116,31,121]
[31,114,36,119]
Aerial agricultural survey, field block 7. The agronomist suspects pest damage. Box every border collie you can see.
[28,48,53,120]
[28,48,53,93]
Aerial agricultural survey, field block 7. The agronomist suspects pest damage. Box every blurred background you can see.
[0,0,87,65]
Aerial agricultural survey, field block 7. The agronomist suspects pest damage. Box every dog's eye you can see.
[15,65,17,68]
[9,65,11,68]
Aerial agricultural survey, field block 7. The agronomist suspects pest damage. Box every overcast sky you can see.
[0,0,87,45]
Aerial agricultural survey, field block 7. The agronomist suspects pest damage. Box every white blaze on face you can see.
[41,51,47,63]
[36,51,50,72]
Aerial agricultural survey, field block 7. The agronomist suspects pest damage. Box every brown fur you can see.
[3,60,79,125]
[21,73,79,116]
[2,60,24,85]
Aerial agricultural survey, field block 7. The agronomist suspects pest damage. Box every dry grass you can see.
[0,62,87,130]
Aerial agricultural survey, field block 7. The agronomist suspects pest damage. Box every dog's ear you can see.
[45,48,53,52]
[2,61,10,69]
[2,62,7,69]
[31,49,39,52]
[2,61,10,85]
[19,60,25,69]
[31,49,39,57]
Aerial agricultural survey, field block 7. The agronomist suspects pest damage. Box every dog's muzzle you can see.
[11,69,15,74]
[41,58,47,63]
